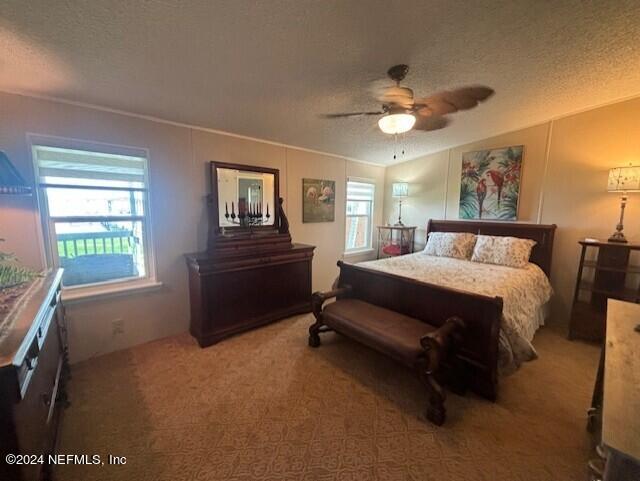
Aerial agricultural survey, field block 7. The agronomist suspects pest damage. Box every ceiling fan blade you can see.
[415,85,494,115]
[413,115,450,132]
[368,78,395,98]
[375,86,415,109]
[466,86,494,101]
[414,100,457,116]
[320,111,384,118]
[442,86,493,110]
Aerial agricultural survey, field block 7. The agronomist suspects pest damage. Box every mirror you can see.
[214,165,277,228]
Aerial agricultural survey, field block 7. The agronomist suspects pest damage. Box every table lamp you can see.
[607,165,640,243]
[392,182,409,226]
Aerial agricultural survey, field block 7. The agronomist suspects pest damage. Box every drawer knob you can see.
[41,393,51,407]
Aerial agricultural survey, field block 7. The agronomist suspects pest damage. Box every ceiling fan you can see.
[322,64,494,135]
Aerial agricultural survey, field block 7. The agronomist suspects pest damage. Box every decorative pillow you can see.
[423,232,477,259]
[471,235,536,268]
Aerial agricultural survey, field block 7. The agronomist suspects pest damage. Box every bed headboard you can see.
[426,219,557,277]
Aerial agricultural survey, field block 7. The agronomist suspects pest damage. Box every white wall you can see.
[384,97,640,325]
[0,91,385,363]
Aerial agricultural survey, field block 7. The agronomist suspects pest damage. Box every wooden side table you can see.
[376,225,416,259]
[569,240,640,341]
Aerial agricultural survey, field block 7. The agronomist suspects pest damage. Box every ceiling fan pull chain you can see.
[393,133,398,160]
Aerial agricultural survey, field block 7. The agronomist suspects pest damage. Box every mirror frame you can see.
[209,161,280,235]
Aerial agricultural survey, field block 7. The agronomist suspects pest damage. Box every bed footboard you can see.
[336,260,503,400]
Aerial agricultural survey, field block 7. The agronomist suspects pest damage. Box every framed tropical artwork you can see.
[459,145,523,220]
[303,178,335,222]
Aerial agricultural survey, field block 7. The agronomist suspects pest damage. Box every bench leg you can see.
[418,316,466,425]
[417,360,446,426]
[308,286,351,348]
[308,321,322,347]
[309,291,326,347]
[425,375,446,425]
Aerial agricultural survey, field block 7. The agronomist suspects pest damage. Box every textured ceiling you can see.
[1,0,640,165]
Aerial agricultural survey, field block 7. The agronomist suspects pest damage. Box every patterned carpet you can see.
[56,314,599,481]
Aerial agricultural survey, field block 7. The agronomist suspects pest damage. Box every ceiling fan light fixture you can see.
[378,113,416,135]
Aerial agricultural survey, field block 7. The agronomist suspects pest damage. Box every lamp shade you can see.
[392,182,409,198]
[0,151,31,195]
[378,113,416,135]
[608,165,640,193]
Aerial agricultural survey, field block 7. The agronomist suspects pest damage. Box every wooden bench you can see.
[308,284,465,425]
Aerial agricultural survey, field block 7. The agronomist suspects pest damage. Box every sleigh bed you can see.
[319,219,556,401]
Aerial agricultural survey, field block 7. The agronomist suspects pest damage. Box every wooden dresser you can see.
[0,269,68,481]
[186,161,315,347]
[186,239,314,346]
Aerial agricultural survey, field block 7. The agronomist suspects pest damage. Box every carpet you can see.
[56,314,599,481]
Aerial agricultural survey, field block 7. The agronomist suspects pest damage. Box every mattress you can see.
[359,252,553,374]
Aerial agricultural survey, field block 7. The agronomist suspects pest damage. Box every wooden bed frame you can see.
[334,219,557,400]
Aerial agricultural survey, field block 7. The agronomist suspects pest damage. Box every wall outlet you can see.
[112,318,125,335]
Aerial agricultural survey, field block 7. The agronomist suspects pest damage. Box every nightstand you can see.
[376,225,416,259]
[569,240,640,341]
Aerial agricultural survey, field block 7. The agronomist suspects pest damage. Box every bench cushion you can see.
[322,299,436,367]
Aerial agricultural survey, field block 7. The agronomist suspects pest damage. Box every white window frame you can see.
[28,134,160,301]
[344,177,375,255]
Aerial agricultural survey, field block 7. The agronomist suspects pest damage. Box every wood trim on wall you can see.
[537,120,554,224]
[443,148,451,219]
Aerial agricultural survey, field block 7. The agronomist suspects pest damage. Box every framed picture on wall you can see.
[303,178,335,222]
[459,145,523,220]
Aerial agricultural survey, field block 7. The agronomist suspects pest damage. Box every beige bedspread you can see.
[359,253,553,373]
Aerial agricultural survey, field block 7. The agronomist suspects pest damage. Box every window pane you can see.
[46,187,145,217]
[346,200,371,216]
[345,216,370,250]
[42,176,144,189]
[345,180,374,252]
[54,221,146,286]
[346,181,375,201]
[34,145,146,188]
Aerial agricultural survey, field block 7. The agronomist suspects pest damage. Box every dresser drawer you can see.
[205,259,311,327]
[16,289,61,399]
[12,306,63,481]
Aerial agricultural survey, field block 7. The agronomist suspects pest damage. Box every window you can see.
[345,179,375,253]
[33,143,154,291]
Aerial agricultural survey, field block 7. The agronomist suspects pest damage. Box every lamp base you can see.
[608,231,628,243]
[394,221,405,227]
[609,196,629,243]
